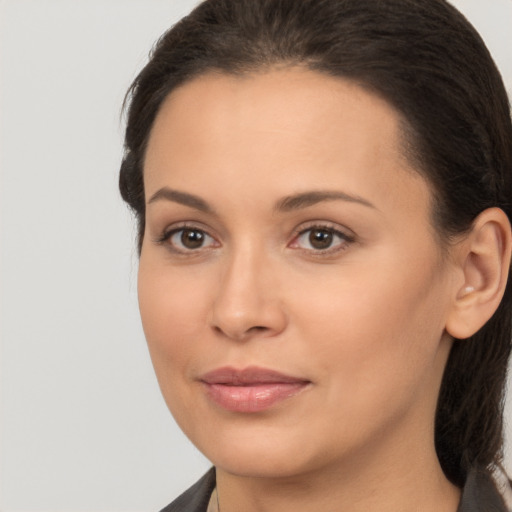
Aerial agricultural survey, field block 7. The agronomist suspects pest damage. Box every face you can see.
[139,68,458,479]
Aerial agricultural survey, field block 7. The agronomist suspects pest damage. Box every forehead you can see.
[144,67,431,222]
[148,67,404,163]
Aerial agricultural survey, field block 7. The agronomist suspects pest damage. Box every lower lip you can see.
[203,382,309,413]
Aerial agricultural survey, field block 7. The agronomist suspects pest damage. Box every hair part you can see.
[120,0,512,486]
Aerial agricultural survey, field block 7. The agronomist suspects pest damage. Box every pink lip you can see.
[200,366,311,413]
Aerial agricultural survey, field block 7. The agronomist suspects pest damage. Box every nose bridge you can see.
[211,238,285,340]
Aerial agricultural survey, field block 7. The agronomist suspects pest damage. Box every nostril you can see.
[212,324,269,340]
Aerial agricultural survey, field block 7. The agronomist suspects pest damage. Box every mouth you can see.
[199,366,311,413]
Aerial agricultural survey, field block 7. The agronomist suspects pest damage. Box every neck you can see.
[215,427,460,512]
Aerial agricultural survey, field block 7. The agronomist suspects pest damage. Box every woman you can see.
[119,0,512,510]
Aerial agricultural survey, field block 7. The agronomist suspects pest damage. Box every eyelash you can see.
[289,223,356,255]
[154,222,356,256]
[154,223,218,254]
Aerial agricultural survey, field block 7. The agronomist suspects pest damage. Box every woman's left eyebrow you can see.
[275,191,377,212]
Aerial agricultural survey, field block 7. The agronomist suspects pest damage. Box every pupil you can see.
[309,229,333,249]
[181,229,204,249]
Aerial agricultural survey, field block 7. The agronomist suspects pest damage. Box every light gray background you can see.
[1,1,511,511]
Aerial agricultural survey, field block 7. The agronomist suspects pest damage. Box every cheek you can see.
[137,260,211,383]
[137,260,220,442]
[286,249,449,405]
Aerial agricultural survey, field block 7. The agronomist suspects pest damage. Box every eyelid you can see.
[291,220,356,240]
[153,222,220,253]
[288,221,356,253]
[151,220,356,256]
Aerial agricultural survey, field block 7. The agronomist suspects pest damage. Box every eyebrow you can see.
[147,187,376,214]
[275,190,376,212]
[147,187,214,213]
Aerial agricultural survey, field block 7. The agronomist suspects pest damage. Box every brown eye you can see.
[308,229,334,249]
[180,229,205,249]
[166,227,217,252]
[291,225,353,253]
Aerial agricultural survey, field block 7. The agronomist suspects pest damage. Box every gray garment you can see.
[457,467,510,512]
[160,466,509,512]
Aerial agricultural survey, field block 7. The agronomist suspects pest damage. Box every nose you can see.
[210,247,287,341]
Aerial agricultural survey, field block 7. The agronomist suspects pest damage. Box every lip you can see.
[199,366,311,413]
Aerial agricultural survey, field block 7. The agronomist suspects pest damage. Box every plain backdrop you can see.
[1,1,511,511]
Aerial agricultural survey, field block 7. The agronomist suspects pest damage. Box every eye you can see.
[290,225,354,253]
[159,227,218,252]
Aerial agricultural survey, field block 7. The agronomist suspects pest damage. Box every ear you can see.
[446,207,512,340]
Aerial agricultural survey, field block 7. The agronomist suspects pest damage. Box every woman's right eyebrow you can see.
[147,187,214,214]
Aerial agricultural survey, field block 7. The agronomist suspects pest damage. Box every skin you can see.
[139,68,466,512]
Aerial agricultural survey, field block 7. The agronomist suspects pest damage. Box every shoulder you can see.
[159,468,216,512]
[458,466,512,512]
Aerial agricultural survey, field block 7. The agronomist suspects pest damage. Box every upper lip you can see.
[200,366,310,385]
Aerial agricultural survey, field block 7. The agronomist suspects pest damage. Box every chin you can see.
[212,449,312,479]
[192,424,335,480]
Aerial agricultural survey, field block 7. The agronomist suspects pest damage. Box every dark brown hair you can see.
[120,0,512,486]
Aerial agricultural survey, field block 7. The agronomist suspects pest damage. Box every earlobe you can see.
[446,208,512,340]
